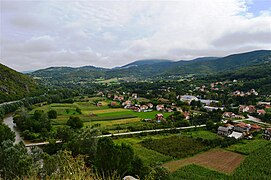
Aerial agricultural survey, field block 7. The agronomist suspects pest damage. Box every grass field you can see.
[163,148,244,174]
[226,139,270,155]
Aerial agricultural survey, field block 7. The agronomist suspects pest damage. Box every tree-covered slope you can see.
[0,63,41,103]
[165,50,271,76]
[30,50,271,83]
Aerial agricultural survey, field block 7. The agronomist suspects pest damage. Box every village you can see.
[96,79,271,142]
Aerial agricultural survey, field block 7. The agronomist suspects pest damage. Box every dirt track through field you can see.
[162,148,244,174]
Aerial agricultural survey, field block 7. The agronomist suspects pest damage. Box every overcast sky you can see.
[1,0,271,72]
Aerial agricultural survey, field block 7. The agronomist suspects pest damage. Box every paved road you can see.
[25,124,206,147]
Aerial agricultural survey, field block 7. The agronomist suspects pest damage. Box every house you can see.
[262,128,271,140]
[234,122,250,133]
[132,93,138,99]
[156,114,164,122]
[228,131,244,139]
[223,112,236,118]
[217,126,232,136]
[257,109,266,115]
[223,112,244,119]
[183,111,190,120]
[178,95,198,104]
[140,105,149,111]
[110,101,117,107]
[250,124,261,132]
[114,95,124,101]
[147,103,153,109]
[239,105,256,113]
[96,102,103,107]
[156,104,164,111]
[199,99,219,106]
[122,100,132,108]
[166,108,173,112]
[204,106,224,111]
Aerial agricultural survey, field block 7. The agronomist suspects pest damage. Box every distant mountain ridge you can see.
[30,50,271,82]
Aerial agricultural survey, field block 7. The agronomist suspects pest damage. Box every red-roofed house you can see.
[234,122,250,132]
[257,109,266,115]
[250,124,261,132]
[239,105,256,113]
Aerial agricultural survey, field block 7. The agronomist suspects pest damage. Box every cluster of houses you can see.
[217,122,261,139]
[232,89,259,96]
[239,105,266,115]
[218,122,271,141]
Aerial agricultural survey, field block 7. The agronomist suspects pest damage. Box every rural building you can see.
[156,114,164,122]
[233,122,250,133]
[217,126,232,136]
[250,124,261,132]
[257,109,266,115]
[228,131,244,139]
[156,104,164,111]
[239,105,256,113]
[199,99,219,106]
[178,95,199,104]
[262,128,271,140]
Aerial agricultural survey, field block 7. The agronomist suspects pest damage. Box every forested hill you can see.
[30,50,271,83]
[0,63,42,103]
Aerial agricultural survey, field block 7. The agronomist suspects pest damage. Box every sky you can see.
[1,0,271,72]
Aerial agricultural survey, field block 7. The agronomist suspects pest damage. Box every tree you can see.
[0,140,33,179]
[206,120,215,131]
[67,116,83,129]
[69,128,100,164]
[0,124,15,143]
[95,137,135,177]
[47,110,57,119]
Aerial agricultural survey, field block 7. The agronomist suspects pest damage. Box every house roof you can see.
[228,131,243,139]
[251,124,261,129]
[218,126,229,132]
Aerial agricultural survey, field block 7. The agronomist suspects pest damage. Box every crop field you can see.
[163,148,245,174]
[232,142,271,179]
[226,139,270,155]
[170,164,228,180]
[141,136,207,159]
[182,130,222,140]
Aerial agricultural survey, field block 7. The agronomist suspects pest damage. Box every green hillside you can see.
[30,50,271,84]
[0,63,41,103]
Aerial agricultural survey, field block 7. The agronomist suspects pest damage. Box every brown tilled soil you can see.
[162,148,245,174]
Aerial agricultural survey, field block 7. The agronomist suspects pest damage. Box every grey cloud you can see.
[212,31,271,47]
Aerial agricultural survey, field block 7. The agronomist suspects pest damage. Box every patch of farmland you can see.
[163,148,244,174]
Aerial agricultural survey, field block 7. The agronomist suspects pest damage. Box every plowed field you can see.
[162,148,244,174]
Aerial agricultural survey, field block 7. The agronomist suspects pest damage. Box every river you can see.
[3,114,24,144]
